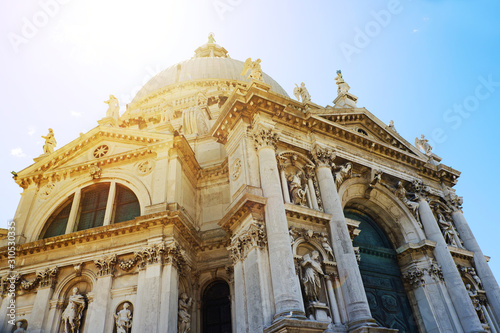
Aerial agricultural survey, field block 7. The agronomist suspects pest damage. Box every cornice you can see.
[218,193,267,233]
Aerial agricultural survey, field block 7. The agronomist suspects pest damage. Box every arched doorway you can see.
[347,209,418,332]
[202,280,232,333]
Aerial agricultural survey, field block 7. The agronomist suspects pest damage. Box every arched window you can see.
[202,280,232,333]
[40,182,140,239]
[347,209,418,332]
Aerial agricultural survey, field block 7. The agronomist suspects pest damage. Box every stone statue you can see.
[42,128,57,154]
[384,181,421,224]
[436,212,463,248]
[114,302,132,333]
[321,236,334,260]
[104,95,120,120]
[415,134,432,155]
[466,284,487,323]
[300,251,324,302]
[287,170,308,206]
[335,70,350,95]
[178,292,193,333]
[293,82,311,102]
[469,268,483,289]
[388,120,397,132]
[334,163,358,189]
[208,32,216,44]
[13,321,26,333]
[61,287,86,333]
[241,58,263,81]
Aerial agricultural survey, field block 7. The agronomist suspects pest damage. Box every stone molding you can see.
[228,222,267,263]
[118,241,186,272]
[6,267,60,292]
[253,128,279,151]
[309,144,336,169]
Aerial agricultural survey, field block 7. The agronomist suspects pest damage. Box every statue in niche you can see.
[300,251,324,303]
[466,284,487,324]
[61,287,86,333]
[13,321,26,333]
[42,128,57,154]
[469,268,483,289]
[241,58,263,81]
[335,70,350,95]
[293,82,311,102]
[436,212,462,248]
[178,292,193,333]
[321,236,334,260]
[384,181,421,225]
[114,302,132,333]
[287,170,308,207]
[104,95,120,120]
[415,134,432,155]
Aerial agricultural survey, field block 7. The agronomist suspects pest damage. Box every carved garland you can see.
[118,241,186,272]
[227,222,267,263]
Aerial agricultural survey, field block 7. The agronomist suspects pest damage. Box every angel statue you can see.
[415,134,432,155]
[104,94,120,120]
[241,58,263,81]
[335,70,350,95]
[293,82,311,103]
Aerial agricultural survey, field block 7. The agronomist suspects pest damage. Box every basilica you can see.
[1,36,499,333]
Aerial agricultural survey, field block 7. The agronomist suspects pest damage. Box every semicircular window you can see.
[347,209,418,333]
[40,183,140,239]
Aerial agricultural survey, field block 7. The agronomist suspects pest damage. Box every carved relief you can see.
[228,222,267,263]
[402,263,443,289]
[136,160,154,176]
[178,293,193,333]
[289,227,335,262]
[18,267,58,291]
[334,162,360,190]
[442,185,464,212]
[39,182,56,200]
[88,165,101,179]
[466,284,488,324]
[231,158,242,181]
[310,145,335,168]
[117,242,186,272]
[383,181,421,226]
[94,254,117,277]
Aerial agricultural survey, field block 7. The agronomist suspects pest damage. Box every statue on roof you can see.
[293,82,311,103]
[335,70,350,95]
[42,128,57,154]
[208,32,216,44]
[105,95,120,120]
[241,58,263,81]
[415,134,432,155]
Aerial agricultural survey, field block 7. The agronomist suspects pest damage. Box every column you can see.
[418,199,485,332]
[0,294,14,332]
[159,259,179,332]
[233,260,248,333]
[27,267,59,333]
[307,177,319,210]
[102,181,116,226]
[452,210,500,323]
[279,168,291,203]
[315,163,376,329]
[65,188,81,234]
[85,276,113,332]
[325,275,341,325]
[254,128,305,319]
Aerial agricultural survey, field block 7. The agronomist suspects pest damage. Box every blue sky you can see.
[1,1,499,279]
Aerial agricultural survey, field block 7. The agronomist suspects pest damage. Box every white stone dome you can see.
[131,42,289,104]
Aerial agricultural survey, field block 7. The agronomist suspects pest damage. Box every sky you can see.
[0,1,499,279]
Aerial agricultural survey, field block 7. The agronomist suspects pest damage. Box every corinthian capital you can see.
[94,254,117,277]
[252,127,279,151]
[310,144,336,168]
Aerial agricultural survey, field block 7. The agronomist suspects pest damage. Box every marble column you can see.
[159,261,179,333]
[418,199,485,332]
[254,128,305,319]
[132,263,163,332]
[28,286,55,333]
[0,294,14,332]
[451,210,500,323]
[315,164,376,329]
[233,259,248,333]
[325,275,341,325]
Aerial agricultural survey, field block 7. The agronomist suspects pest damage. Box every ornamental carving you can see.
[289,227,335,262]
[458,265,483,290]
[442,186,463,212]
[231,158,242,181]
[383,181,421,226]
[89,165,101,179]
[136,160,154,176]
[252,128,279,151]
[333,162,360,190]
[94,254,117,277]
[434,208,464,249]
[402,263,443,289]
[39,182,56,200]
[310,145,336,168]
[18,267,59,290]
[228,222,267,263]
[93,144,109,158]
[118,242,186,272]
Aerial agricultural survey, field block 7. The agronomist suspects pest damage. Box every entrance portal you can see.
[202,280,232,333]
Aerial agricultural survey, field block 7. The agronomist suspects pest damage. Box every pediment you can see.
[16,126,171,182]
[312,108,424,158]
